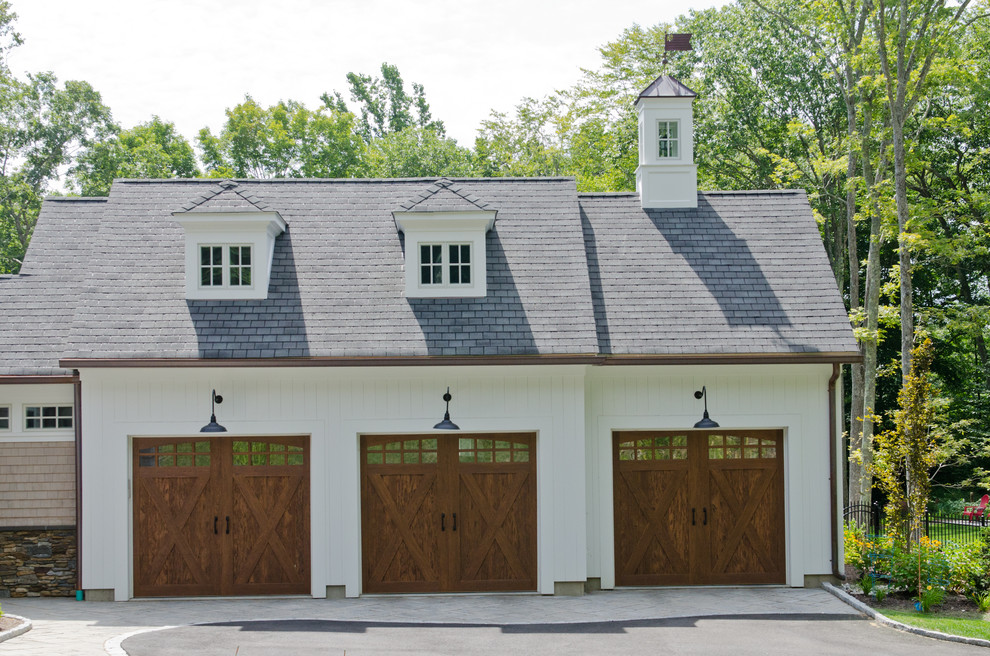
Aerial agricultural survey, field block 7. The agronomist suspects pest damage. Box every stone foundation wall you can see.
[0,528,76,597]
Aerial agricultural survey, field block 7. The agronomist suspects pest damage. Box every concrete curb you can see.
[105,626,179,656]
[0,613,32,644]
[823,582,990,649]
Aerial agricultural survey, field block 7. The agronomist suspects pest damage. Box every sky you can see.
[6,0,732,148]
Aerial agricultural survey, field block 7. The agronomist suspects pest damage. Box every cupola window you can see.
[657,120,680,159]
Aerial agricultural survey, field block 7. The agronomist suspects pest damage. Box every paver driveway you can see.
[1,588,984,655]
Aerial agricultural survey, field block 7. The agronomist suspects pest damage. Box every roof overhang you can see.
[59,351,863,369]
[392,210,497,234]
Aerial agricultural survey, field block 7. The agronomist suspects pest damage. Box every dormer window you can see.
[393,179,496,299]
[657,120,680,158]
[200,245,252,288]
[420,243,471,287]
[173,181,285,300]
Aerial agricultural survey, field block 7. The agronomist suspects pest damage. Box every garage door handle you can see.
[703,508,708,526]
[441,513,446,531]
[692,508,696,526]
[453,513,457,532]
[225,516,230,534]
[214,517,218,535]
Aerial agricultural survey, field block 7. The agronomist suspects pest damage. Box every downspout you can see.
[828,363,844,580]
[73,373,83,595]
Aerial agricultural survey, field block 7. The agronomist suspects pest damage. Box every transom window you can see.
[0,405,9,430]
[657,120,680,158]
[24,405,73,430]
[419,243,471,287]
[200,245,252,288]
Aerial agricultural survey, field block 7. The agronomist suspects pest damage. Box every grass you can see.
[924,521,987,545]
[883,609,990,641]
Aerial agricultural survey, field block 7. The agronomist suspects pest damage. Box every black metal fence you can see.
[844,502,988,544]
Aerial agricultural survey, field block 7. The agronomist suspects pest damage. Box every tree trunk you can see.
[891,110,914,378]
[846,91,864,499]
[850,97,883,508]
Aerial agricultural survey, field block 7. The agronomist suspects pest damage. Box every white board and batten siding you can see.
[80,362,838,599]
[78,366,587,600]
[586,364,836,589]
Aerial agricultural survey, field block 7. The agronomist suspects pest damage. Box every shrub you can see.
[970,529,990,595]
[916,585,946,613]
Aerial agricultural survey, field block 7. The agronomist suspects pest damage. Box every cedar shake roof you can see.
[0,178,858,373]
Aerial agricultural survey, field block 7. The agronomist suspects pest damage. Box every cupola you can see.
[635,75,698,209]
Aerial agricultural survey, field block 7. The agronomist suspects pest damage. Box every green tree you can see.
[197,96,363,179]
[474,96,572,179]
[872,337,945,567]
[0,1,115,273]
[71,117,199,195]
[360,126,474,178]
[332,63,444,142]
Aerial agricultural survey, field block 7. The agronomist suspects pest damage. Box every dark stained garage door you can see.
[133,436,310,597]
[361,434,537,593]
[613,430,784,586]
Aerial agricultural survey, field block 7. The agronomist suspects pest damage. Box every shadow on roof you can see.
[187,231,310,358]
[407,230,537,356]
[647,197,791,329]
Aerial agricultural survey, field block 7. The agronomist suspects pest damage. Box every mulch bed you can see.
[844,565,986,616]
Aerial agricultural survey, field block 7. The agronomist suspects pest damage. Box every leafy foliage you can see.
[197,97,362,179]
[71,117,199,195]
[0,1,114,273]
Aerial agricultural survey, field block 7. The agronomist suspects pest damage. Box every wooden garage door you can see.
[361,434,537,593]
[133,436,310,597]
[613,430,784,586]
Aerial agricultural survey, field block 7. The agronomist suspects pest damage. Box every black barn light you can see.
[433,387,460,430]
[200,389,227,433]
[693,385,719,429]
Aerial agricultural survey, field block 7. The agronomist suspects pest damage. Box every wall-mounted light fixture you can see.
[433,387,460,430]
[200,389,227,433]
[693,386,719,429]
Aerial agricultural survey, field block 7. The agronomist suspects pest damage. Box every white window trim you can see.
[656,119,680,160]
[0,404,10,431]
[198,244,255,290]
[174,211,286,301]
[418,242,473,289]
[23,403,74,431]
[394,210,495,299]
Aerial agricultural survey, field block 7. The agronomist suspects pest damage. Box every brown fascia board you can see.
[0,374,79,384]
[59,352,863,369]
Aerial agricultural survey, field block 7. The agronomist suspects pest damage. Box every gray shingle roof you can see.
[176,180,274,213]
[3,197,106,375]
[396,178,492,213]
[579,190,858,355]
[0,179,858,373]
[61,178,598,360]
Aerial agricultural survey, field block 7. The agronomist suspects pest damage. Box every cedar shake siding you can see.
[0,441,75,527]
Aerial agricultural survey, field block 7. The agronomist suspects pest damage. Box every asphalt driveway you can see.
[119,615,987,656]
[2,588,986,655]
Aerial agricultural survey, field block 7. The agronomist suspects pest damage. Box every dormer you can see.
[635,75,698,209]
[393,179,496,299]
[172,181,286,300]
